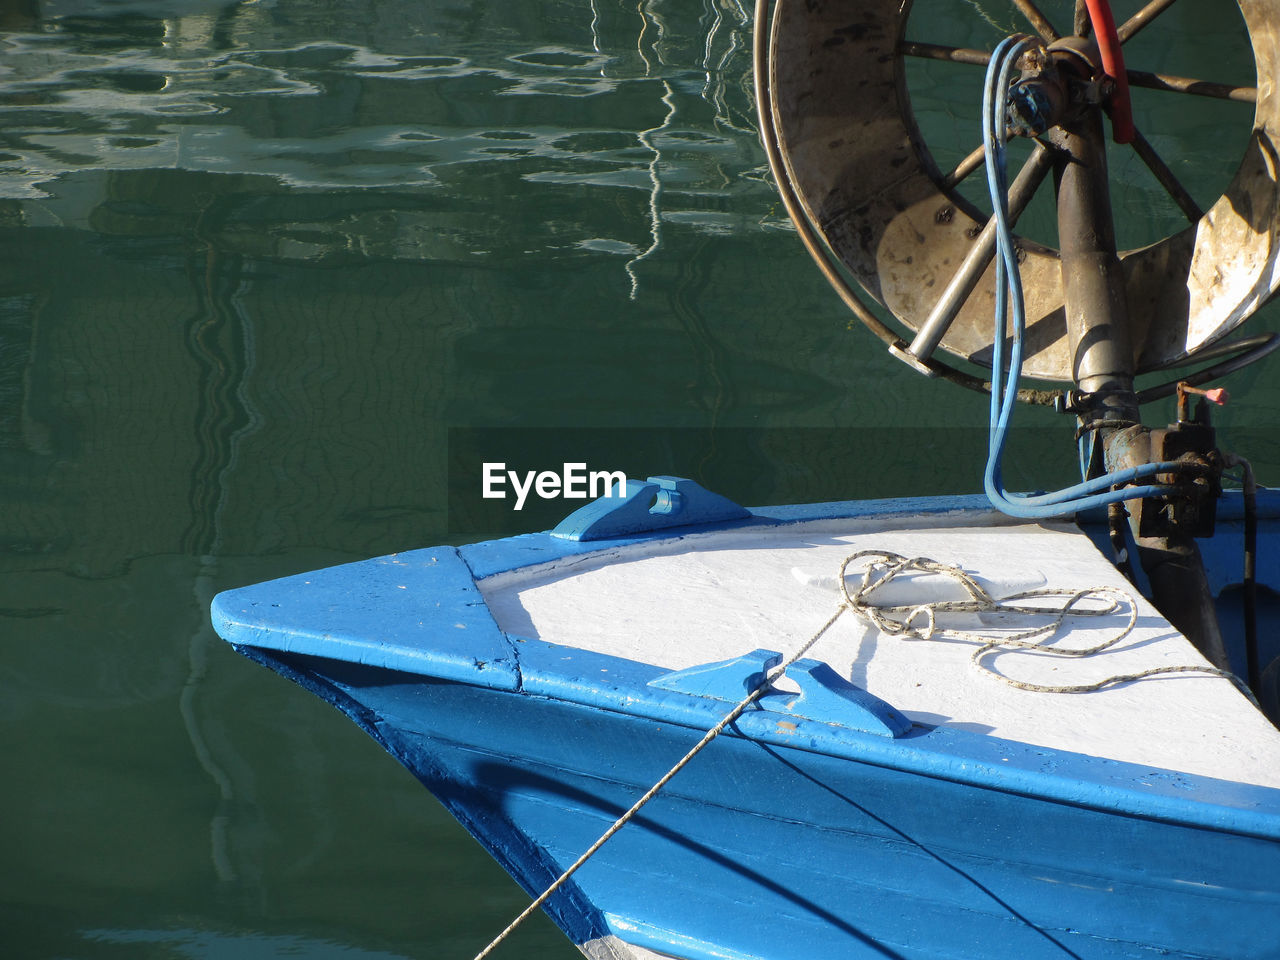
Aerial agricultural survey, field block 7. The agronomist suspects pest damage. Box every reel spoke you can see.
[1118,0,1179,45]
[1126,68,1257,104]
[899,40,989,67]
[900,46,1256,106]
[1074,0,1092,37]
[942,143,988,189]
[1128,127,1204,224]
[1010,0,1060,42]
[908,143,1056,364]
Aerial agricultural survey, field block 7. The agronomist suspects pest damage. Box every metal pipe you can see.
[1011,0,1061,42]
[898,41,989,67]
[1053,101,1228,668]
[1053,108,1136,404]
[942,143,988,189]
[904,144,1054,365]
[1074,0,1093,37]
[898,43,1257,105]
[1117,0,1179,44]
[1129,126,1204,223]
[1126,69,1257,104]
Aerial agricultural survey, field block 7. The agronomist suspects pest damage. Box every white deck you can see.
[480,513,1280,790]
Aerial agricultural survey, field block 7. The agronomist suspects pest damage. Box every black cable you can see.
[1224,456,1261,694]
[1073,417,1138,441]
[1241,459,1259,693]
[1135,333,1280,405]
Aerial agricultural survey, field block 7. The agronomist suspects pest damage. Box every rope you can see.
[470,603,848,959]
[842,550,1252,696]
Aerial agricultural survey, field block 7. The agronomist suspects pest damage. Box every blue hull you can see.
[214,492,1280,960]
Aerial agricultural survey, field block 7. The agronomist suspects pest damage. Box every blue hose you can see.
[980,38,1188,518]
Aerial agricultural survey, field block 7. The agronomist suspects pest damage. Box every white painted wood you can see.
[480,513,1280,789]
[578,934,683,960]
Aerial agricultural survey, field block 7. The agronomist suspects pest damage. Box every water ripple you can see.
[0,0,768,287]
[0,0,762,197]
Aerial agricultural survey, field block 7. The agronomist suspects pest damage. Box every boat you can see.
[212,2,1280,958]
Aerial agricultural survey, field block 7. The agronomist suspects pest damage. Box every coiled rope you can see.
[841,550,1250,695]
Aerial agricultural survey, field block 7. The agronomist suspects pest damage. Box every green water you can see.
[1,2,1276,958]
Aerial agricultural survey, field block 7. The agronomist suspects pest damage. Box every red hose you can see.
[1084,0,1135,143]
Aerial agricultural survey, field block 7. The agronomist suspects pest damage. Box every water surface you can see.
[2,2,1276,958]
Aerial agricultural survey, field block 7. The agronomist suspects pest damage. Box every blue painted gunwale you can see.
[212,491,1280,835]
[211,490,1280,959]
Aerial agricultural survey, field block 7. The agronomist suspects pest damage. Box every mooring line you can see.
[470,604,848,959]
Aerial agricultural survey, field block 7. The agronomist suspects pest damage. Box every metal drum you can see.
[766,0,1279,382]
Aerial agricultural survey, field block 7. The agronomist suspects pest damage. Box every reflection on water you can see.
[1,0,762,245]
[86,927,414,959]
[2,2,1278,959]
[0,4,792,959]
